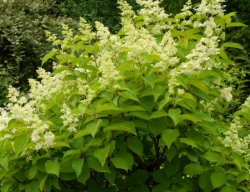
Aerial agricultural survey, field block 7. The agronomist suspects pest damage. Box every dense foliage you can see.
[0,0,250,191]
[0,0,76,106]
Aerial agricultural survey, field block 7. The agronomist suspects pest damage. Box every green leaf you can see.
[86,157,110,173]
[111,152,134,171]
[222,42,244,50]
[122,105,145,112]
[45,159,60,177]
[1,182,11,192]
[226,22,247,28]
[77,163,90,184]
[104,122,136,135]
[96,104,122,113]
[72,158,84,177]
[94,145,110,166]
[189,80,209,94]
[179,138,199,149]
[181,114,201,123]
[183,163,204,175]
[221,186,236,192]
[199,171,213,191]
[128,112,150,120]
[42,49,57,65]
[127,136,143,157]
[75,119,102,138]
[211,170,226,189]
[167,108,182,126]
[119,91,138,102]
[39,176,48,191]
[162,129,180,149]
[25,180,39,192]
[150,111,168,119]
[104,170,116,184]
[28,166,38,179]
[158,93,171,111]
[152,85,166,102]
[202,152,225,164]
[14,134,28,156]
[0,157,8,170]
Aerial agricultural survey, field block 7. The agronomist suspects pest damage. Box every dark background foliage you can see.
[0,0,249,106]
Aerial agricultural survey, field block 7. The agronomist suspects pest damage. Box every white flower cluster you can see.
[175,0,193,28]
[96,50,121,89]
[223,95,250,156]
[221,87,233,102]
[79,17,95,42]
[61,104,79,132]
[182,36,219,73]
[136,0,170,33]
[197,0,225,16]
[29,68,64,102]
[3,86,55,150]
[155,31,179,70]
[0,108,10,132]
[223,116,250,156]
[95,21,110,45]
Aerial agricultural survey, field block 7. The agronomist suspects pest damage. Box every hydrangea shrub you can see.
[0,0,249,191]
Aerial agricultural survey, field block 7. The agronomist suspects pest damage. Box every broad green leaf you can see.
[13,133,28,155]
[127,136,143,157]
[166,145,176,162]
[104,170,116,184]
[226,22,247,28]
[175,93,197,110]
[181,113,201,123]
[150,111,168,119]
[199,171,213,191]
[222,42,244,50]
[53,141,70,148]
[104,122,136,135]
[122,105,145,112]
[183,163,203,175]
[94,145,110,166]
[45,159,60,177]
[53,66,69,74]
[189,80,209,94]
[221,186,236,192]
[1,182,11,192]
[75,119,102,138]
[153,184,171,192]
[179,138,199,149]
[28,166,38,179]
[211,170,226,189]
[25,180,39,192]
[232,153,243,170]
[111,152,134,172]
[0,157,8,170]
[128,112,150,120]
[39,176,48,191]
[167,108,182,126]
[72,158,84,177]
[202,152,225,164]
[96,104,122,113]
[162,129,180,149]
[77,163,90,184]
[42,49,57,65]
[119,91,138,102]
[86,157,110,173]
[158,93,171,111]
[152,85,166,102]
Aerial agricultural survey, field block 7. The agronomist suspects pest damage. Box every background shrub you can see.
[0,0,76,106]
